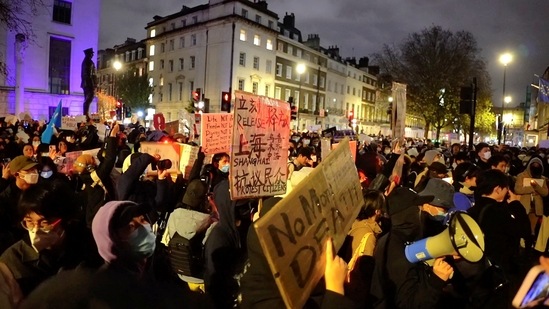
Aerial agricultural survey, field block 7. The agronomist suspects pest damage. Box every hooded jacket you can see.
[515,156,549,216]
[370,205,446,309]
[203,180,245,308]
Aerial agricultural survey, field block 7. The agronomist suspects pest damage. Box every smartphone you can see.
[513,265,549,308]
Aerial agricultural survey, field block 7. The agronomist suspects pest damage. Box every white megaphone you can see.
[405,212,485,263]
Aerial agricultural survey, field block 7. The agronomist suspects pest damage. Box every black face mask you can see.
[530,165,543,178]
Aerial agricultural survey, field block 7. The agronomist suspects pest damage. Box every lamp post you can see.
[113,60,122,119]
[388,96,394,136]
[502,95,512,144]
[498,52,512,145]
[296,63,306,131]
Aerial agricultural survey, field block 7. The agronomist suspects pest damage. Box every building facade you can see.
[0,0,100,119]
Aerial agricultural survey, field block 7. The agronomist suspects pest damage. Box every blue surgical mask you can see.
[127,223,156,258]
[40,170,53,179]
[220,164,230,173]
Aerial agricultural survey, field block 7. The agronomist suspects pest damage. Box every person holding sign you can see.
[240,197,357,309]
[515,156,548,246]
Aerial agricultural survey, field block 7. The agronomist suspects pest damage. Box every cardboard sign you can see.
[57,148,100,174]
[165,120,179,135]
[230,91,291,199]
[179,143,200,179]
[153,113,166,131]
[320,138,332,161]
[254,138,362,309]
[331,140,357,162]
[201,113,234,155]
[139,141,181,174]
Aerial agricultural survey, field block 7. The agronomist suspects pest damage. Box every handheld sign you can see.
[230,90,291,199]
[201,113,234,155]
[254,138,362,308]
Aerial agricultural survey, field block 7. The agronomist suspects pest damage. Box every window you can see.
[266,39,273,50]
[179,58,184,70]
[276,63,282,77]
[347,85,350,94]
[252,82,258,94]
[149,78,153,87]
[192,16,198,24]
[285,65,292,79]
[239,52,246,66]
[169,60,173,72]
[285,89,291,102]
[191,34,196,46]
[181,19,186,27]
[253,57,259,70]
[131,50,136,61]
[149,45,155,56]
[160,43,165,52]
[159,91,163,102]
[320,76,325,88]
[296,49,302,58]
[179,37,185,48]
[160,60,164,69]
[241,9,248,18]
[266,60,272,73]
[238,79,245,91]
[265,84,270,96]
[274,87,281,99]
[159,76,164,86]
[268,20,274,29]
[138,48,143,59]
[149,61,154,71]
[171,23,175,30]
[253,35,260,46]
[190,56,196,69]
[169,39,174,51]
[277,42,284,52]
[53,0,71,24]
[150,29,156,37]
[48,37,71,94]
[240,29,246,41]
[287,45,293,55]
[168,83,172,101]
[313,74,318,86]
[178,82,183,100]
[255,15,261,24]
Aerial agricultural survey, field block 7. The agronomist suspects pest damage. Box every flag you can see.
[41,101,62,144]
[538,77,549,102]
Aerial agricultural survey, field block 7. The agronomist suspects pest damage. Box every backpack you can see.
[163,208,213,281]
[168,230,207,279]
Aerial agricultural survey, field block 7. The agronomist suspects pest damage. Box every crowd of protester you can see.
[0,117,548,308]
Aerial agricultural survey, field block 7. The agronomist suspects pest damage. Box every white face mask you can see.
[540,153,546,159]
[483,151,491,160]
[518,154,526,160]
[438,157,446,164]
[452,162,457,169]
[32,141,40,147]
[21,172,39,185]
[28,225,65,252]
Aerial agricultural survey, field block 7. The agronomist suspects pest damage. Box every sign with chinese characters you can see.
[254,138,362,309]
[201,113,234,155]
[230,91,291,199]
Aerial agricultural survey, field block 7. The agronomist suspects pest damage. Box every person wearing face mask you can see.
[474,142,492,170]
[418,178,455,225]
[451,162,480,212]
[515,156,549,244]
[0,156,40,253]
[0,182,101,307]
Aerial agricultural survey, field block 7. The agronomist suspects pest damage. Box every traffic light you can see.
[192,88,201,103]
[115,101,122,119]
[288,97,296,120]
[459,86,473,115]
[221,91,231,112]
[125,106,132,118]
[348,110,354,127]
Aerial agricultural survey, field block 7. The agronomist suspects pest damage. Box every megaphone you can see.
[405,212,485,263]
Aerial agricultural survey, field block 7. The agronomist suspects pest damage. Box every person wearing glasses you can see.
[0,181,100,308]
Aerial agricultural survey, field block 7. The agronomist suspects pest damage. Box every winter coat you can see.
[515,157,549,216]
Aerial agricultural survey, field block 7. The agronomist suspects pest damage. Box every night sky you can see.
[100,0,549,108]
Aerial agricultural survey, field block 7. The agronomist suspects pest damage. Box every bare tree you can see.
[372,25,492,139]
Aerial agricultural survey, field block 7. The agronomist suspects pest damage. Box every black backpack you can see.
[167,230,207,279]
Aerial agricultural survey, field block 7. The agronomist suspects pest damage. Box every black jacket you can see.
[0,180,24,253]
[371,206,446,309]
[78,137,117,227]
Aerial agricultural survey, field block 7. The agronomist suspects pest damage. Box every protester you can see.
[474,142,492,170]
[0,181,100,308]
[452,162,479,212]
[515,156,548,240]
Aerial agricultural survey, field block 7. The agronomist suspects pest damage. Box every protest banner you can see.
[320,138,331,161]
[165,120,179,135]
[61,115,87,130]
[201,113,234,155]
[230,90,290,199]
[254,138,362,308]
[179,143,200,179]
[58,148,100,174]
[539,139,549,149]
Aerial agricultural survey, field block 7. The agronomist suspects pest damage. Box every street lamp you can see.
[295,63,306,130]
[497,52,512,145]
[113,59,123,118]
[388,96,394,136]
[503,96,512,144]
